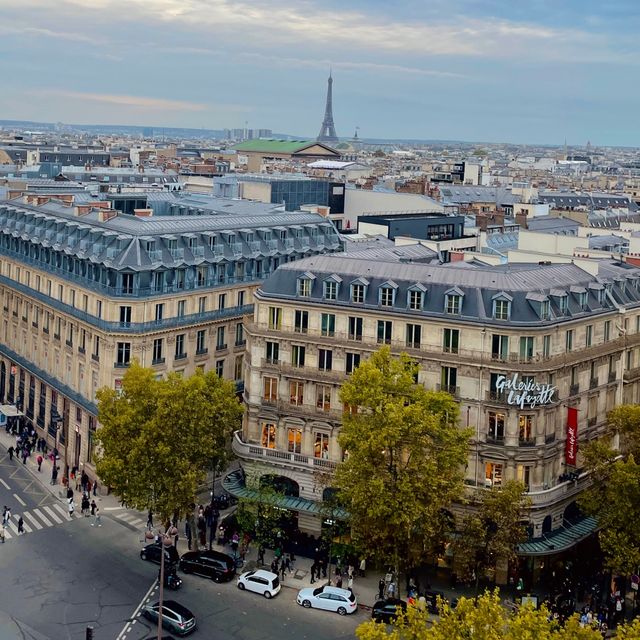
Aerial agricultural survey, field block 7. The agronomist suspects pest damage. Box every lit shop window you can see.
[261,423,276,449]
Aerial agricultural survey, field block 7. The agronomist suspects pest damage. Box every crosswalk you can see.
[2,502,73,540]
[114,511,147,531]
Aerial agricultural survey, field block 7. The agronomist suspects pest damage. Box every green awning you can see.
[517,516,599,556]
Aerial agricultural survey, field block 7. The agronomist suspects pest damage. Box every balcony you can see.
[114,361,130,369]
[525,471,591,508]
[587,417,597,427]
[569,383,580,396]
[545,433,556,444]
[485,436,505,446]
[624,366,640,382]
[589,377,599,389]
[518,438,536,448]
[485,390,507,403]
[609,370,617,383]
[231,430,338,472]
[152,358,166,366]
[437,384,459,397]
[174,353,187,361]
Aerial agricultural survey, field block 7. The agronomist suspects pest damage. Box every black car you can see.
[372,599,407,624]
[142,600,196,636]
[140,542,180,566]
[179,550,236,582]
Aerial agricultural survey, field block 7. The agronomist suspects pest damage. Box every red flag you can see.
[565,406,578,466]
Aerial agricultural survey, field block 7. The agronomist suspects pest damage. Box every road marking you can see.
[2,528,12,540]
[32,508,53,527]
[0,479,9,490]
[14,517,32,533]
[116,513,140,523]
[6,519,18,535]
[22,512,43,530]
[52,503,72,521]
[115,579,158,640]
[43,506,63,524]
[103,506,124,511]
[13,493,26,506]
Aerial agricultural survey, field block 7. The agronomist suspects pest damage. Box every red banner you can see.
[565,406,578,465]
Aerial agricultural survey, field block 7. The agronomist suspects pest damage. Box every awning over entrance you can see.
[517,516,598,556]
[223,469,348,519]
[0,404,23,417]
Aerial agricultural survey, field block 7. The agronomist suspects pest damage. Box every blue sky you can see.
[0,0,638,145]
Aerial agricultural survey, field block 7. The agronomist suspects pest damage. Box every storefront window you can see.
[485,462,503,487]
[261,423,276,449]
[288,428,302,454]
[314,432,329,459]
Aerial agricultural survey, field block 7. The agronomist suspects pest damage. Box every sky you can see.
[0,0,639,145]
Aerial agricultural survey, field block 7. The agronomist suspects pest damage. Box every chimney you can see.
[98,209,118,223]
[133,208,153,217]
[515,212,529,229]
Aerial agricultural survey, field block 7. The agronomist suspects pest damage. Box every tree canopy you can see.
[356,590,612,640]
[334,348,471,581]
[96,362,242,523]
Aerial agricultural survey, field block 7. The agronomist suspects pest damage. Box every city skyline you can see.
[0,0,639,145]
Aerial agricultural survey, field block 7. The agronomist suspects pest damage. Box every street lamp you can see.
[145,525,178,640]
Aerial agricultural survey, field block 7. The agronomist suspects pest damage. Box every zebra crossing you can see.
[2,502,72,540]
[114,510,147,531]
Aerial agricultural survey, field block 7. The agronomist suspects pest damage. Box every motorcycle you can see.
[159,566,183,591]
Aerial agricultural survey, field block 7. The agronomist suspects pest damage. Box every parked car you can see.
[142,600,196,636]
[140,543,180,566]
[372,598,407,623]
[237,569,281,599]
[179,550,236,582]
[296,585,358,615]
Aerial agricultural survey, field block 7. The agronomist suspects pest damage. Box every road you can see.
[0,451,362,640]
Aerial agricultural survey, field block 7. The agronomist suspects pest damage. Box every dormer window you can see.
[298,279,311,297]
[494,299,510,320]
[578,292,588,307]
[323,275,341,300]
[407,284,427,310]
[351,283,365,304]
[444,287,464,315]
[541,299,550,320]
[558,296,568,314]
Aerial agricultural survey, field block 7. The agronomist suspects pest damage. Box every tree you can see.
[355,590,609,640]
[452,481,529,590]
[334,347,471,589]
[235,484,287,552]
[607,404,640,458]
[96,362,242,524]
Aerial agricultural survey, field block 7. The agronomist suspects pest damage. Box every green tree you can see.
[235,484,286,552]
[452,481,529,590]
[607,404,640,458]
[334,347,471,589]
[96,362,242,524]
[355,590,607,640]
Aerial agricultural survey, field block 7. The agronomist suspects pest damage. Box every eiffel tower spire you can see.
[317,71,338,144]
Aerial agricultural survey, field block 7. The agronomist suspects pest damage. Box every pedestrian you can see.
[147,511,153,530]
[347,575,354,590]
[51,465,58,485]
[92,481,98,497]
[90,500,97,517]
[336,576,343,589]
[2,506,11,526]
[21,448,28,464]
[81,494,90,517]
[378,578,385,600]
[231,531,239,555]
[67,497,75,517]
[388,580,396,598]
[185,521,192,550]
[36,454,43,472]
[257,545,265,566]
[17,515,24,534]
[91,506,102,527]
[280,558,286,581]
[359,557,366,578]
[7,446,14,461]
[310,562,316,584]
[0,525,4,543]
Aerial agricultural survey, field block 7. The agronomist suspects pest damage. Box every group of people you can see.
[1,505,25,541]
[65,487,101,526]
[6,429,48,470]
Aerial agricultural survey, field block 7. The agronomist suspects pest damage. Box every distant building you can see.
[232,140,340,173]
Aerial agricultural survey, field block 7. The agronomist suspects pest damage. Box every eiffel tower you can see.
[317,71,339,144]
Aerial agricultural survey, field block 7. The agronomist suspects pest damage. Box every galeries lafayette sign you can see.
[495,374,556,409]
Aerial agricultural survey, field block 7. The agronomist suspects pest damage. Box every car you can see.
[372,598,407,623]
[142,600,196,636]
[296,585,358,615]
[178,550,236,582]
[237,569,281,599]
[140,543,180,566]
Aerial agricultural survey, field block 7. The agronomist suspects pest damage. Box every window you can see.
[93,336,100,360]
[351,283,365,304]
[316,385,331,412]
[196,329,206,354]
[237,290,245,306]
[445,294,461,314]
[441,366,457,394]
[152,338,163,363]
[288,428,302,454]
[261,422,276,449]
[494,299,510,320]
[408,289,423,310]
[485,462,503,488]
[218,293,226,310]
[216,326,226,350]
[488,412,505,441]
[155,303,164,323]
[298,278,311,297]
[443,328,459,354]
[519,336,534,361]
[323,280,338,300]
[519,415,534,443]
[516,465,531,491]
[586,324,593,347]
[177,300,185,317]
[175,334,185,358]
[289,381,304,405]
[543,334,551,358]
[571,365,578,387]
[198,297,207,314]
[265,341,279,364]
[604,320,611,342]
[565,329,574,352]
[263,377,278,401]
[119,306,131,327]
[235,323,244,346]
[320,313,335,337]
[80,328,86,352]
[234,355,244,381]
[291,344,306,367]
[348,316,363,341]
[380,287,394,307]
[346,352,360,374]
[406,323,421,349]
[268,307,282,330]
[377,320,392,345]
[492,334,509,360]
[558,295,568,314]
[540,299,550,320]
[318,349,333,371]
[294,310,308,334]
[578,291,588,308]
[314,432,329,458]
[215,360,224,377]
[116,342,130,366]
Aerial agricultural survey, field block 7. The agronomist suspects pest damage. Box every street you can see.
[0,451,362,640]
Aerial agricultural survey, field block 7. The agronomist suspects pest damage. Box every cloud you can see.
[29,90,208,112]
[0,25,100,43]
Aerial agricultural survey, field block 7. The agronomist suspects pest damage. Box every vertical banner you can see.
[565,406,578,465]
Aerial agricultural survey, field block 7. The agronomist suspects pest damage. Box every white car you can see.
[237,569,281,598]
[296,585,358,615]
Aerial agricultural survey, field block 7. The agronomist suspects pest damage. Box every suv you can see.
[178,550,236,582]
[140,543,180,566]
[142,600,196,636]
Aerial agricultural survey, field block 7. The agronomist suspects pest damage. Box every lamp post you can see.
[145,525,178,640]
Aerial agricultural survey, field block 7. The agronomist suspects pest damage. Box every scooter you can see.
[159,567,183,591]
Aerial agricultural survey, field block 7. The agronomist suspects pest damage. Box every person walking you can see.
[91,506,102,527]
[92,481,98,497]
[67,497,75,517]
[310,562,317,585]
[21,448,28,465]
[359,557,366,578]
[146,511,153,530]
[378,578,385,600]
[51,465,58,485]
[2,506,11,527]
[0,525,5,543]
[17,515,24,534]
[36,454,43,472]
[90,500,97,517]
[7,446,14,461]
